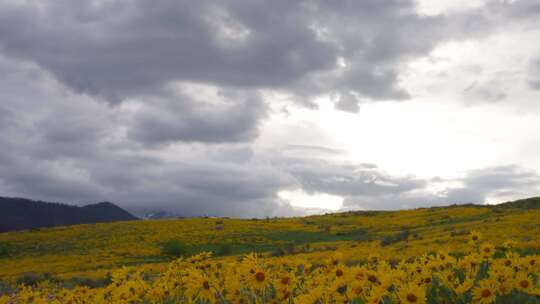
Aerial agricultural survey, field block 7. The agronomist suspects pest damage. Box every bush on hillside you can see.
[380,229,410,246]
[0,242,10,257]
[216,244,233,256]
[161,239,189,258]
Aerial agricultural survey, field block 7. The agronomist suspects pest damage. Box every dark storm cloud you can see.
[0,0,451,110]
[0,56,297,217]
[0,122,297,217]
[127,90,267,146]
[1,0,540,217]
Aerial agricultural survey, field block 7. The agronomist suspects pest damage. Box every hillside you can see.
[0,197,539,278]
[0,197,138,233]
[0,198,539,303]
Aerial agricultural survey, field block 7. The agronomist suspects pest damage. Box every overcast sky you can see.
[1,0,540,217]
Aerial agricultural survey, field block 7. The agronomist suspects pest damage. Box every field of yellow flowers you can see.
[0,198,539,303]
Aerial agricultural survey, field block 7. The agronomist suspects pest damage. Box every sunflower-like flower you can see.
[522,255,539,271]
[501,240,517,249]
[454,277,475,295]
[182,269,215,302]
[469,230,482,244]
[472,279,497,304]
[346,280,367,300]
[491,265,513,283]
[330,279,349,303]
[364,285,387,304]
[245,268,270,291]
[479,242,495,259]
[500,251,520,268]
[397,282,426,304]
[497,281,512,295]
[514,272,534,293]
[274,273,296,301]
[294,286,324,304]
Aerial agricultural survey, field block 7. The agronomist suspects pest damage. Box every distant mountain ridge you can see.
[498,196,540,209]
[0,197,138,233]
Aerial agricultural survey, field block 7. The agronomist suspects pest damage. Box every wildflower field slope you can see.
[0,197,539,303]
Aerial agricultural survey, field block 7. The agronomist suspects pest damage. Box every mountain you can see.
[497,196,540,209]
[0,197,138,233]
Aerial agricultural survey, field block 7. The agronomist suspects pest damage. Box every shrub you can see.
[17,272,56,287]
[271,247,286,257]
[271,243,296,257]
[380,230,410,247]
[0,242,10,257]
[216,244,233,256]
[63,275,112,289]
[161,239,189,258]
[0,279,12,296]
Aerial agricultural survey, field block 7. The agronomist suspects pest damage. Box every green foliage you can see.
[161,239,190,258]
[0,242,11,257]
[380,230,410,246]
[266,229,372,245]
[271,242,296,257]
[62,274,112,289]
[16,272,57,287]
[497,290,540,304]
[215,243,233,256]
[0,279,12,296]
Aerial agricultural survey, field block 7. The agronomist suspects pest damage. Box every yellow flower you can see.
[346,280,367,300]
[330,279,349,303]
[364,285,387,304]
[501,240,517,249]
[397,282,426,304]
[245,268,269,291]
[182,269,215,302]
[472,279,497,304]
[514,272,534,292]
[522,255,539,271]
[497,281,512,295]
[454,277,474,295]
[295,286,324,304]
[470,230,482,244]
[479,242,495,259]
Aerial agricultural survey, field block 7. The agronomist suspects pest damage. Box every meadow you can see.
[0,198,539,303]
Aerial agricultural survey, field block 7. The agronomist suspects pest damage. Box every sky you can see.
[1,0,540,217]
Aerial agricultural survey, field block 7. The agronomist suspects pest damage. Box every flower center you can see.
[281,276,290,285]
[255,271,266,282]
[406,293,418,302]
[520,280,530,289]
[481,289,491,298]
[336,269,344,277]
[337,285,347,294]
[202,281,210,290]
